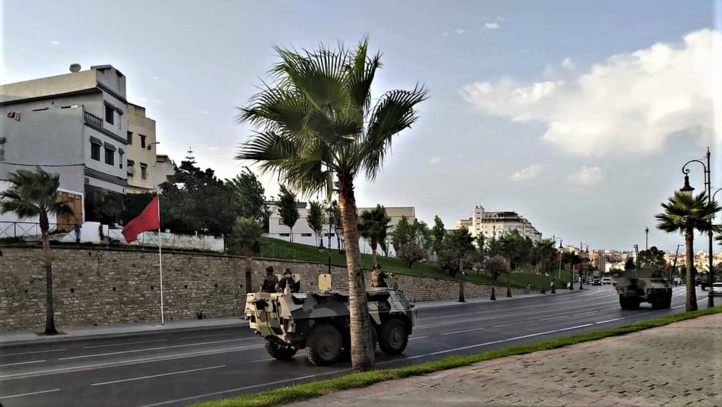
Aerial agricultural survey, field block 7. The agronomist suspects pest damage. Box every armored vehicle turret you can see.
[245,273,416,366]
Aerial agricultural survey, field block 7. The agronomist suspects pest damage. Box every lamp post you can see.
[681,147,715,307]
[645,227,649,251]
[327,203,333,274]
[579,243,588,290]
[555,237,563,280]
[335,224,345,254]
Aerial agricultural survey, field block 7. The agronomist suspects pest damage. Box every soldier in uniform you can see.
[371,263,389,288]
[277,268,300,293]
[261,266,278,293]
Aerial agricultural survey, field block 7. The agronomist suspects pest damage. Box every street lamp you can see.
[681,147,714,307]
[335,223,344,254]
[645,227,649,251]
[578,243,588,290]
[554,237,563,281]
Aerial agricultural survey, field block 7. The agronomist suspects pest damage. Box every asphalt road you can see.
[0,285,709,407]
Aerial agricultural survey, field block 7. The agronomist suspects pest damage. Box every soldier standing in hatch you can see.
[260,266,278,293]
[371,263,389,288]
[277,268,300,293]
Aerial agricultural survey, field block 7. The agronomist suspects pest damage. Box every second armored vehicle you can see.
[615,268,672,310]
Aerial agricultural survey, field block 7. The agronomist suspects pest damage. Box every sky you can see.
[2,0,721,253]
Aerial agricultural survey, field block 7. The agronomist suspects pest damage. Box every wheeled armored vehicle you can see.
[615,268,672,310]
[244,273,416,366]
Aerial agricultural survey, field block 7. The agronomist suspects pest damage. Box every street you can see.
[0,285,708,407]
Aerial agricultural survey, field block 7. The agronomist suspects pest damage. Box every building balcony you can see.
[83,111,102,128]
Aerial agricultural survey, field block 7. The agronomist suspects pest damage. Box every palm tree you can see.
[0,167,74,335]
[236,39,427,371]
[656,191,720,311]
[358,204,391,266]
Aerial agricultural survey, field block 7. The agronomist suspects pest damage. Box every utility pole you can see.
[645,227,649,251]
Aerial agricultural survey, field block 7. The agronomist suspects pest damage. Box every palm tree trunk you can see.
[40,214,58,335]
[685,229,697,311]
[337,175,374,372]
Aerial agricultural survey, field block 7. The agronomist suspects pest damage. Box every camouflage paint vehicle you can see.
[615,268,672,310]
[244,273,416,366]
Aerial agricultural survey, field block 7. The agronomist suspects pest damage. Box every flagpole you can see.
[158,195,165,326]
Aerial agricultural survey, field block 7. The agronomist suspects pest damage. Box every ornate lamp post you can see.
[554,237,563,294]
[681,147,715,307]
[335,223,345,254]
[579,243,589,290]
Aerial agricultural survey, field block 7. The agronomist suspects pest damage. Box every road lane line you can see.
[178,332,242,340]
[0,388,61,399]
[404,323,594,361]
[84,339,168,349]
[60,338,246,360]
[0,344,264,381]
[92,365,226,386]
[135,370,349,407]
[409,336,428,341]
[0,360,46,367]
[0,349,66,357]
[595,318,625,324]
[441,327,485,336]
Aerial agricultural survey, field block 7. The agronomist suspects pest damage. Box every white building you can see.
[266,202,416,256]
[0,64,130,224]
[453,205,543,242]
[126,103,159,193]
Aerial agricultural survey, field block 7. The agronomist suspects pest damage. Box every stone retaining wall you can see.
[0,247,521,332]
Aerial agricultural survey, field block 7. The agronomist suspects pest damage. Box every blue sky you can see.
[2,0,721,252]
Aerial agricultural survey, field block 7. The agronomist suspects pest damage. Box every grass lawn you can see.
[190,306,722,407]
[258,236,568,290]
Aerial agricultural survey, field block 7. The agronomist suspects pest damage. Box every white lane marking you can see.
[0,344,263,382]
[135,370,349,407]
[595,318,625,324]
[673,305,684,309]
[84,339,168,349]
[60,338,245,360]
[409,336,428,341]
[0,360,46,368]
[92,365,226,386]
[404,323,594,361]
[0,348,66,357]
[441,327,485,336]
[0,388,61,399]
[178,332,240,340]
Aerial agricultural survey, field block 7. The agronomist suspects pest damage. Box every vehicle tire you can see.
[340,326,377,362]
[305,324,342,366]
[665,293,673,309]
[651,297,662,310]
[265,340,297,361]
[630,298,641,310]
[378,318,408,356]
[619,296,631,310]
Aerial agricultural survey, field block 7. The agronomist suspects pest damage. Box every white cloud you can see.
[442,31,449,38]
[430,156,442,164]
[511,164,544,181]
[485,22,501,30]
[561,57,575,70]
[201,110,209,115]
[49,40,60,46]
[567,166,605,186]
[460,29,720,157]
[455,28,465,35]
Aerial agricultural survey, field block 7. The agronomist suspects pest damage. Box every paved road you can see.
[0,286,707,407]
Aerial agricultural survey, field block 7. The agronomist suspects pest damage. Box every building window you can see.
[104,147,114,165]
[140,163,148,180]
[140,135,147,148]
[127,160,135,177]
[91,142,101,161]
[105,104,114,125]
[127,131,133,145]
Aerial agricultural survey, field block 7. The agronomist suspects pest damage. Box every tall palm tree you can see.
[358,204,391,266]
[0,167,74,335]
[656,191,720,311]
[236,39,427,371]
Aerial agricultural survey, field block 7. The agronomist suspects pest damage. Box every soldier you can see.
[277,268,300,293]
[371,263,389,288]
[260,266,278,293]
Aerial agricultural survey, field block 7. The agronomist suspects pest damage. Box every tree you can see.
[638,246,666,270]
[228,217,263,294]
[236,38,427,372]
[397,241,427,268]
[656,191,721,311]
[437,227,476,276]
[624,257,636,270]
[430,215,446,255]
[306,200,324,246]
[532,239,558,291]
[391,215,415,253]
[277,185,300,242]
[358,205,391,265]
[484,255,510,300]
[0,167,74,335]
[228,167,271,230]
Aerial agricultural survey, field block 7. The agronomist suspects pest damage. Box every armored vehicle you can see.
[615,268,672,310]
[245,273,416,366]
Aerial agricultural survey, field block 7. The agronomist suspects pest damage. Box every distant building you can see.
[153,154,177,190]
[453,205,542,242]
[126,103,158,193]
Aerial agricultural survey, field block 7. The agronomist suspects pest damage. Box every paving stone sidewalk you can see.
[288,313,722,407]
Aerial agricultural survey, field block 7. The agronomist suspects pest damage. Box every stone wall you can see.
[0,247,522,332]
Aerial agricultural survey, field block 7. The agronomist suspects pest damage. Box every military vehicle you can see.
[244,273,416,366]
[615,268,672,310]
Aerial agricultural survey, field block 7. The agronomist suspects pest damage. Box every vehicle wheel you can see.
[630,298,641,310]
[619,296,631,310]
[340,326,377,362]
[651,297,662,310]
[265,340,297,360]
[665,293,673,309]
[378,318,408,356]
[305,324,342,366]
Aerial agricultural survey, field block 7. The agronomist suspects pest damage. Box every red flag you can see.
[556,251,562,261]
[122,196,160,243]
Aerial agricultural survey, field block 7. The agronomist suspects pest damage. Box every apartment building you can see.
[126,103,158,193]
[266,202,416,256]
[453,205,542,242]
[0,64,129,223]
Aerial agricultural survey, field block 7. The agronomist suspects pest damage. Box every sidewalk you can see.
[0,289,574,345]
[287,313,722,407]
